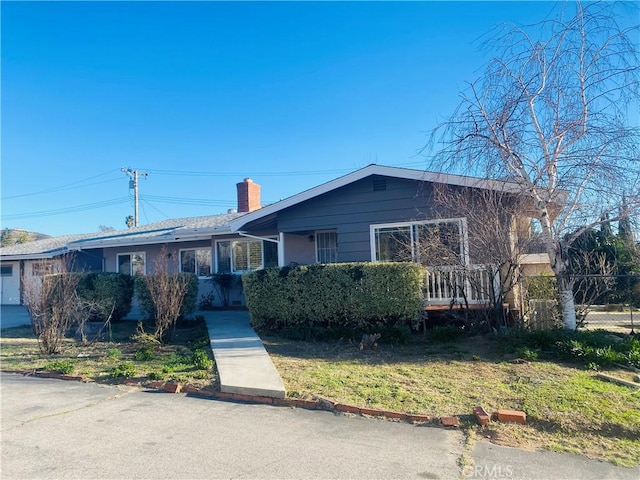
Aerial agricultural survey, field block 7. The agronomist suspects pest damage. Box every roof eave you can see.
[68,227,235,250]
[229,164,527,232]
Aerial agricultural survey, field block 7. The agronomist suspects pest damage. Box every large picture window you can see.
[117,252,146,276]
[216,239,278,273]
[180,248,211,277]
[371,219,467,266]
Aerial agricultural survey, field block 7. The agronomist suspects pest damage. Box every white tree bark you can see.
[559,288,577,331]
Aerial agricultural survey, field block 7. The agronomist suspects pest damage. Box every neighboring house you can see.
[1,165,554,309]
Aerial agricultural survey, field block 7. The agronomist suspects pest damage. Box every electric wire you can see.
[1,197,131,220]
[1,170,122,200]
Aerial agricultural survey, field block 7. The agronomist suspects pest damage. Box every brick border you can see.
[3,370,523,427]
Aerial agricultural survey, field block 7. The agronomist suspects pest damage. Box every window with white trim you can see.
[316,230,338,264]
[117,252,146,275]
[180,248,211,277]
[216,239,278,273]
[371,219,467,266]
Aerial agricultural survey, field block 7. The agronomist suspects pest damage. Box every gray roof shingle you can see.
[0,212,245,259]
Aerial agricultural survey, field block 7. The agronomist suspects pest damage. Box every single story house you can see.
[1,165,554,309]
[0,233,104,305]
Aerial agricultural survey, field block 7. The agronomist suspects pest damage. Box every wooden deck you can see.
[424,303,509,312]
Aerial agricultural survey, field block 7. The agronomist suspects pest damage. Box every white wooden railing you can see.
[424,265,500,305]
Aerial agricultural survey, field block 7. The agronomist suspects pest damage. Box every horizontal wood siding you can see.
[277,176,437,262]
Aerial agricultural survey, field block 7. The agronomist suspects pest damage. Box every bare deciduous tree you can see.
[427,2,640,329]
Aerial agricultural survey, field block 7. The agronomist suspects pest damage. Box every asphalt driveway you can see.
[1,373,637,480]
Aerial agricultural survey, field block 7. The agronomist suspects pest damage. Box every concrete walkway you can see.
[1,304,286,398]
[203,310,286,399]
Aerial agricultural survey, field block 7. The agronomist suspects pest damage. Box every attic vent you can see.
[373,178,387,191]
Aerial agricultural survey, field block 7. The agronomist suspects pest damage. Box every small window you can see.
[117,252,146,275]
[32,262,55,276]
[0,265,13,276]
[263,241,279,268]
[316,231,338,264]
[180,248,211,277]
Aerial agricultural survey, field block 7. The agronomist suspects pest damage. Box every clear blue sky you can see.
[1,1,611,236]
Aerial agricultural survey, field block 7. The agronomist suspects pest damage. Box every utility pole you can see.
[121,168,148,227]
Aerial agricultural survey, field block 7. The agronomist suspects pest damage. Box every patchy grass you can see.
[0,319,217,388]
[262,334,640,468]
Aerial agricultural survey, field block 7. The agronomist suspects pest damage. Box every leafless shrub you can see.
[141,246,191,342]
[23,261,81,355]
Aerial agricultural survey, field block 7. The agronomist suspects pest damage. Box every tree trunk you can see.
[558,280,577,330]
[539,209,577,330]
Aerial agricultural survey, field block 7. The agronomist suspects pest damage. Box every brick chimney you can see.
[236,178,261,213]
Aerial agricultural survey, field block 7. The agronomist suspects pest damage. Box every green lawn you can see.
[2,320,638,468]
[262,334,640,468]
[0,320,217,388]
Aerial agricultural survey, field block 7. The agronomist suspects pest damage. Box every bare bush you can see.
[141,247,191,342]
[24,262,81,355]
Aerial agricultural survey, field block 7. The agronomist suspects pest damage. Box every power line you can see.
[1,169,122,200]
[132,160,430,178]
[1,197,131,220]
[141,194,236,207]
[139,167,354,177]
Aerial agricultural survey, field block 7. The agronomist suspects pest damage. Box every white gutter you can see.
[0,252,60,261]
[67,228,235,250]
[237,232,279,244]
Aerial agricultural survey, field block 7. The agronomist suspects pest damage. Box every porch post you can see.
[278,232,285,267]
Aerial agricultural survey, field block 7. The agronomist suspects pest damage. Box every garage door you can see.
[1,263,21,305]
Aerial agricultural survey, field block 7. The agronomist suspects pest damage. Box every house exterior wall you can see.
[276,175,437,262]
[283,233,316,265]
[101,239,248,307]
[103,241,213,275]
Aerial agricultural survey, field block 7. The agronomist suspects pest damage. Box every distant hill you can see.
[1,228,52,247]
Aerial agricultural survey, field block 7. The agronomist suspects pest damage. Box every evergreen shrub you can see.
[243,262,424,331]
[76,272,134,322]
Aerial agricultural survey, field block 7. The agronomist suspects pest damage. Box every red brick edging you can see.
[4,370,525,427]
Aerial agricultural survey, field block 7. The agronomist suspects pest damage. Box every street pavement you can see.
[0,373,463,479]
[1,373,638,480]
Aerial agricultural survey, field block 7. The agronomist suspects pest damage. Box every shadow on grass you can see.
[260,332,506,365]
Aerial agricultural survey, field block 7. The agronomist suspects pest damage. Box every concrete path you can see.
[203,310,286,399]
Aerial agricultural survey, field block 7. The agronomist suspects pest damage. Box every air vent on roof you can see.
[373,178,387,192]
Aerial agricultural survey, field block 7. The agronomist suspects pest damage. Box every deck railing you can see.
[424,265,499,305]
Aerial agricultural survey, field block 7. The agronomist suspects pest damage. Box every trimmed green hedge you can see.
[134,273,199,320]
[243,262,425,330]
[76,272,134,322]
